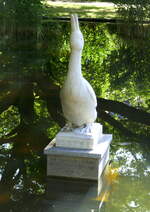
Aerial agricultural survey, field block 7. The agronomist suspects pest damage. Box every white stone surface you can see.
[44,134,112,180]
[56,123,103,149]
[44,134,112,158]
[60,14,97,127]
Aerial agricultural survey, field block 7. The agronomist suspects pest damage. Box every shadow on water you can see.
[0,1,150,211]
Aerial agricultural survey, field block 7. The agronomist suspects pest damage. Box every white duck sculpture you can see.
[60,14,97,134]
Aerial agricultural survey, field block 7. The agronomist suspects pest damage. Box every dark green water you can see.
[0,18,149,211]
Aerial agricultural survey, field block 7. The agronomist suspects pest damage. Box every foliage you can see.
[43,1,117,19]
[104,38,150,107]
[0,0,42,27]
[0,106,20,137]
[82,23,116,98]
[0,0,150,210]
[114,0,150,21]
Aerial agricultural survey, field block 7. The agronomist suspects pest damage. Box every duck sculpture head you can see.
[70,14,84,51]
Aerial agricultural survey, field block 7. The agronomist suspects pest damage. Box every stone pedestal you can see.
[56,123,103,149]
[45,170,107,212]
[44,126,112,180]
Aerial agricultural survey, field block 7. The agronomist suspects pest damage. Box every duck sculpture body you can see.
[60,14,97,134]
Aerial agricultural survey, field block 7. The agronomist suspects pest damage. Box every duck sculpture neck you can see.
[68,49,82,79]
[67,15,84,84]
[60,14,97,135]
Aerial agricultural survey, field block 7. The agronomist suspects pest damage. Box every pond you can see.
[0,17,150,212]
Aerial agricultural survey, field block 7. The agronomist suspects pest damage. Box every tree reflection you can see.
[106,143,150,212]
[0,0,150,211]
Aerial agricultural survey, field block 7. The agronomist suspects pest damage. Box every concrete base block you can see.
[56,123,103,149]
[44,134,112,180]
[45,164,111,211]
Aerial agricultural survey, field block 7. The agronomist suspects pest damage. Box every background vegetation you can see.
[0,0,150,211]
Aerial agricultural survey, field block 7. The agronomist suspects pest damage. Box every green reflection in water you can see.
[0,2,150,210]
[105,143,150,212]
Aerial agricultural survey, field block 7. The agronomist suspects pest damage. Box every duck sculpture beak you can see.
[71,14,80,31]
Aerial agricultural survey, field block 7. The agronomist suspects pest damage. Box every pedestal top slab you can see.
[44,134,112,159]
[55,123,103,149]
